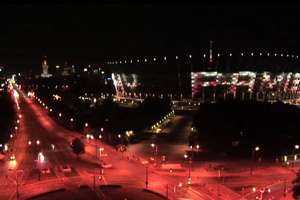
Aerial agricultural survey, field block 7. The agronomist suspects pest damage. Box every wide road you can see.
[0,88,212,200]
[2,88,294,200]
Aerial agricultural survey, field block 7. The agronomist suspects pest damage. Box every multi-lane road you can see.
[0,88,210,200]
[0,87,297,200]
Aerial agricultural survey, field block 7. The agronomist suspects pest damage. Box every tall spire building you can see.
[41,56,52,78]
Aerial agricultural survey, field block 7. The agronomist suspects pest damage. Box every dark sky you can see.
[0,3,300,73]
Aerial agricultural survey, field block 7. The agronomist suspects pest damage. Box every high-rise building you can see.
[41,56,52,78]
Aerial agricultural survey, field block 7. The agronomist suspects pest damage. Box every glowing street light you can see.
[118,134,121,139]
[28,140,32,146]
[59,113,62,117]
[184,153,192,184]
[100,128,104,132]
[70,118,74,122]
[36,140,40,145]
[85,122,89,127]
[99,134,102,139]
[38,152,45,163]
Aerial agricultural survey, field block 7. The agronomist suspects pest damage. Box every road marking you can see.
[188,187,215,200]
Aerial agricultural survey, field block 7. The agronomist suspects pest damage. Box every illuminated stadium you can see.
[106,50,300,101]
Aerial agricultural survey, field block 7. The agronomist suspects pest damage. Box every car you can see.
[40,167,51,174]
[100,161,112,169]
[61,164,72,173]
[116,144,126,152]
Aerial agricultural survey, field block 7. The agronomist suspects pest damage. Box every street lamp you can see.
[196,144,200,151]
[150,143,159,165]
[251,146,260,175]
[184,154,192,185]
[292,144,299,167]
[99,147,104,158]
[36,140,40,145]
[145,165,149,189]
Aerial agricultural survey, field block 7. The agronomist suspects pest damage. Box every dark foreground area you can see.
[191,100,300,158]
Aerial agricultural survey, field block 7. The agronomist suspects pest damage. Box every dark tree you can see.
[71,138,85,157]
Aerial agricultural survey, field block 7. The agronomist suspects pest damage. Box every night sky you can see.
[0,3,300,73]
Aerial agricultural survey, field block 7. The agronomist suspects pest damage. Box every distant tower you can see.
[41,56,52,78]
[209,40,213,63]
[208,40,215,71]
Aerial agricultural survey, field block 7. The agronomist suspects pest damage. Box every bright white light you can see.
[36,140,40,145]
[38,152,45,163]
[4,144,8,151]
[83,68,88,72]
